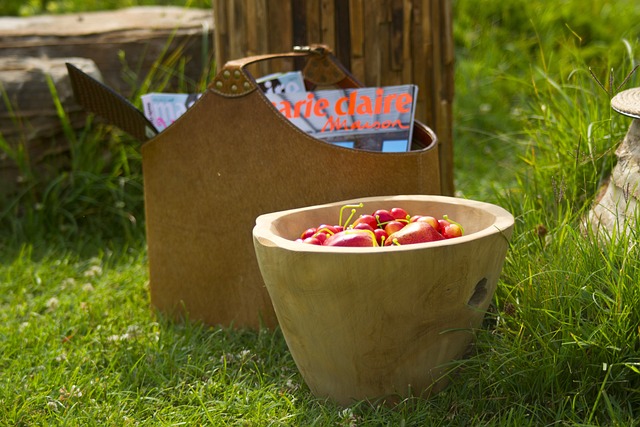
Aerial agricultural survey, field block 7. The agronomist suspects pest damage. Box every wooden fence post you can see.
[213,0,454,195]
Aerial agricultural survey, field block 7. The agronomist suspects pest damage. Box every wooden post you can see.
[213,0,455,195]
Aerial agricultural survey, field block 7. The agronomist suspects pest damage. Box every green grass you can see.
[2,0,640,425]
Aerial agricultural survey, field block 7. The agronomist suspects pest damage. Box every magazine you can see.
[141,93,202,132]
[141,73,418,152]
[265,85,418,152]
[256,71,306,95]
[141,71,304,132]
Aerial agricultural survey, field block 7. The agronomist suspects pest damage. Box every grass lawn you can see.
[2,0,640,425]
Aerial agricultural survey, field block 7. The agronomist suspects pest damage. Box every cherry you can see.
[384,220,405,235]
[302,236,323,245]
[354,223,375,232]
[390,207,410,221]
[373,209,395,227]
[373,228,388,245]
[300,227,317,239]
[352,214,378,230]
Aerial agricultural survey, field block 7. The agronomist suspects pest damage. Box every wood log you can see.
[0,56,101,143]
[0,7,213,195]
[0,56,101,195]
[0,6,214,97]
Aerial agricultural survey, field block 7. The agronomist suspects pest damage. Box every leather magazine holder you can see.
[67,44,441,329]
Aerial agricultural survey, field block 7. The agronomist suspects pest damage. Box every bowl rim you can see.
[253,195,515,253]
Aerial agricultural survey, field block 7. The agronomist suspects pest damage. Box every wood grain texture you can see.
[0,6,213,96]
[254,195,514,405]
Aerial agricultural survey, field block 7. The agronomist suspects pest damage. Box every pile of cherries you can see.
[295,203,464,247]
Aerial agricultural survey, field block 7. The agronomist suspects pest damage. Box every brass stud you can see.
[231,84,238,92]
[243,82,251,90]
[223,70,231,78]
[215,80,223,88]
[234,70,241,78]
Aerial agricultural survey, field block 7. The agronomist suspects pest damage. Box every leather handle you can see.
[224,44,327,69]
[208,44,362,97]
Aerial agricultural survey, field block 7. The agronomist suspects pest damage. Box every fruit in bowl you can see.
[293,202,465,247]
[252,195,515,405]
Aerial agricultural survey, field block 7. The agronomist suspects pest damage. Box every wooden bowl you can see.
[252,195,514,406]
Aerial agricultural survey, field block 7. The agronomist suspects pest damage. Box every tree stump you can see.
[588,88,640,239]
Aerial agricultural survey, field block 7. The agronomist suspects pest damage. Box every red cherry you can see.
[390,207,410,221]
[354,223,375,232]
[313,232,329,244]
[303,236,323,245]
[384,220,405,235]
[352,214,378,230]
[443,223,463,239]
[317,224,338,234]
[300,227,317,239]
[373,210,395,227]
[373,228,388,245]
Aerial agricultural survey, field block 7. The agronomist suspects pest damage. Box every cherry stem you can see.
[344,209,357,229]
[392,238,401,246]
[314,227,335,237]
[443,215,465,234]
[339,203,364,228]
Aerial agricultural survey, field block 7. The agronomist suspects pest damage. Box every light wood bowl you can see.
[253,195,514,406]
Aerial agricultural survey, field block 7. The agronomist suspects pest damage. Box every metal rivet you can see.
[223,70,231,78]
[243,82,251,90]
[234,70,241,78]
[231,84,238,92]
[215,80,223,88]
